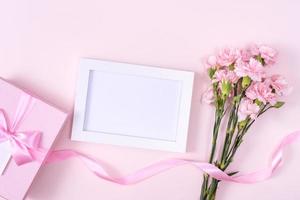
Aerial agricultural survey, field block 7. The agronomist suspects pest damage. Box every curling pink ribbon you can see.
[2,92,300,184]
[0,93,44,165]
[48,130,300,184]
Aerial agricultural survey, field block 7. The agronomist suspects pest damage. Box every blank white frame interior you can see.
[71,58,194,152]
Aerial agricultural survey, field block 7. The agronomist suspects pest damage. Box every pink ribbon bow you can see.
[0,94,42,165]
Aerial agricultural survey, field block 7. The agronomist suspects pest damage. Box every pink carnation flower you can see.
[240,48,252,62]
[246,81,277,105]
[213,69,239,83]
[207,55,217,68]
[248,44,277,65]
[267,74,290,96]
[259,45,277,65]
[202,86,215,104]
[240,44,261,62]
[234,58,266,81]
[249,44,260,56]
[238,98,260,121]
[204,55,218,70]
[217,47,240,67]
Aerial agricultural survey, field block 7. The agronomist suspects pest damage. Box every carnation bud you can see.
[221,81,231,97]
[238,119,248,130]
[208,68,216,79]
[255,99,263,106]
[274,101,285,108]
[228,63,235,71]
[242,76,251,88]
[233,94,242,103]
[255,54,265,66]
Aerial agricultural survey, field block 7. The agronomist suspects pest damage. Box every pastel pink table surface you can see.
[0,0,300,199]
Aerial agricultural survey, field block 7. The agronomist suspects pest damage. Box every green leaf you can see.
[274,101,285,108]
[227,171,239,176]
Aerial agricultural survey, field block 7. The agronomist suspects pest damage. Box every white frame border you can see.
[71,58,194,152]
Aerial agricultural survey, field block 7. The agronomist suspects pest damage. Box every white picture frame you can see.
[71,58,194,152]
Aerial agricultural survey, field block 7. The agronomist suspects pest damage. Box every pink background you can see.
[1,0,300,199]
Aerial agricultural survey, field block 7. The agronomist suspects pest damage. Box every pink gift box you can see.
[0,78,68,200]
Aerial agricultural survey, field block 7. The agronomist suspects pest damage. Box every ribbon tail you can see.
[46,150,244,184]
[47,130,300,185]
[47,150,194,184]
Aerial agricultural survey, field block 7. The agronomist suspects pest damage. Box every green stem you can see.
[209,120,221,163]
[201,80,273,199]
[200,107,223,200]
[200,174,209,200]
[204,111,236,199]
[205,86,242,200]
[224,103,269,169]
[220,100,240,167]
[206,179,218,200]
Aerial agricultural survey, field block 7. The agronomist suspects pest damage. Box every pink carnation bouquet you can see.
[201,44,290,200]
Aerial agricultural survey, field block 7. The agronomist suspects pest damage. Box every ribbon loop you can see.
[0,94,42,165]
